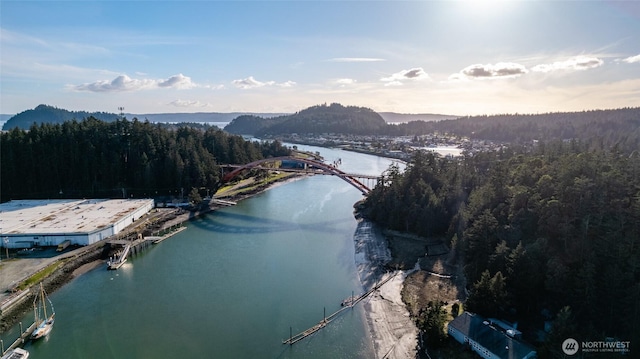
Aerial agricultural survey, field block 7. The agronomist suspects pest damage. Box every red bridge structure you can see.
[220,156,377,195]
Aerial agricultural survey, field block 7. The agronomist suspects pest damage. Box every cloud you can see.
[458,62,528,79]
[168,99,211,108]
[232,76,274,89]
[278,80,297,88]
[381,67,429,85]
[232,76,295,89]
[73,73,197,92]
[532,56,604,72]
[621,54,640,64]
[158,74,195,89]
[336,78,356,85]
[327,57,386,62]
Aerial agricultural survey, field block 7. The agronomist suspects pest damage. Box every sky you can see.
[1,0,640,116]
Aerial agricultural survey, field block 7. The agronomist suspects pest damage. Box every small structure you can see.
[448,312,537,359]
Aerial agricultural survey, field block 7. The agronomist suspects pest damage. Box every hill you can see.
[225,103,388,136]
[3,105,120,130]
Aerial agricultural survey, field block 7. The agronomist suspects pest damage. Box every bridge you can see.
[220,156,378,194]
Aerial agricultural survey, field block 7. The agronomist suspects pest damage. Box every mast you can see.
[41,283,48,319]
[33,293,39,324]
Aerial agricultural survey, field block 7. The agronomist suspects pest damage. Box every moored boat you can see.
[1,348,29,359]
[31,283,55,340]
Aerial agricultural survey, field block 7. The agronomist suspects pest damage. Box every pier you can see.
[0,321,36,357]
[106,225,185,269]
[283,272,397,345]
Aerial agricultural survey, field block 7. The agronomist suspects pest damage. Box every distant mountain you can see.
[378,112,457,123]
[225,103,387,136]
[132,112,287,124]
[3,105,120,130]
[2,104,457,132]
[1,105,289,131]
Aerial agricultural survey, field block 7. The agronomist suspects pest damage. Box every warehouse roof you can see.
[0,199,153,235]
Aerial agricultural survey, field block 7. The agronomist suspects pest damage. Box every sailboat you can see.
[31,283,55,340]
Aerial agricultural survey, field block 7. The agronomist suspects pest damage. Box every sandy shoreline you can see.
[70,260,105,278]
[354,219,418,359]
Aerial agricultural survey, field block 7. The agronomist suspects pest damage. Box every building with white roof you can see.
[0,199,154,248]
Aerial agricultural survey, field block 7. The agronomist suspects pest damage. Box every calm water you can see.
[6,146,399,358]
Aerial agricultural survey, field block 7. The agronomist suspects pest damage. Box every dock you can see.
[211,199,237,206]
[0,321,36,357]
[106,225,185,270]
[147,225,187,244]
[283,318,330,345]
[283,272,397,345]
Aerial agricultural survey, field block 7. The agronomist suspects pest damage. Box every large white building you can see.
[0,199,154,248]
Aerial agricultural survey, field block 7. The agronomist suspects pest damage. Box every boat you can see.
[1,348,29,359]
[31,283,55,340]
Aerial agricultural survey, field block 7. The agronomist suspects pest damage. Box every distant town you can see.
[265,132,502,161]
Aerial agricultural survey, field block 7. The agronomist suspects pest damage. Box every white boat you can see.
[1,348,29,359]
[31,283,55,340]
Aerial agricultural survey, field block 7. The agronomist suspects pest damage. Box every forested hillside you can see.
[223,115,287,135]
[362,143,640,352]
[0,117,290,200]
[225,103,387,136]
[3,104,120,130]
[386,107,640,153]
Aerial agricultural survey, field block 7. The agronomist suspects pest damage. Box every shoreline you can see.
[1,172,419,359]
[0,173,308,334]
[354,219,418,359]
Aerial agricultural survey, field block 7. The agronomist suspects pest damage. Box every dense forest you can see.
[362,142,640,355]
[0,117,290,201]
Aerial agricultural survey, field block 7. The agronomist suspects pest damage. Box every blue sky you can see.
[1,0,639,116]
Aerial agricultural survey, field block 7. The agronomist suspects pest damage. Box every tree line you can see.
[0,117,290,201]
[386,107,640,154]
[362,141,640,353]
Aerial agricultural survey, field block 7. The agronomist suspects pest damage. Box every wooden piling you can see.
[282,272,398,346]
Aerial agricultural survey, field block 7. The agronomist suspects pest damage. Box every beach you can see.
[354,219,418,359]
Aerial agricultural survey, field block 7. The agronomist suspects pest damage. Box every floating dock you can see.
[283,272,397,345]
[0,321,36,357]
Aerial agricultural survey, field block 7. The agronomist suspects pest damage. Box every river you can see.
[3,145,402,358]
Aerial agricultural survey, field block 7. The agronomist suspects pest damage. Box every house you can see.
[448,312,537,359]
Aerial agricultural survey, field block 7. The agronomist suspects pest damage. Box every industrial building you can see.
[0,199,154,249]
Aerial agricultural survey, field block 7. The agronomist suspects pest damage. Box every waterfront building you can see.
[0,199,154,249]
